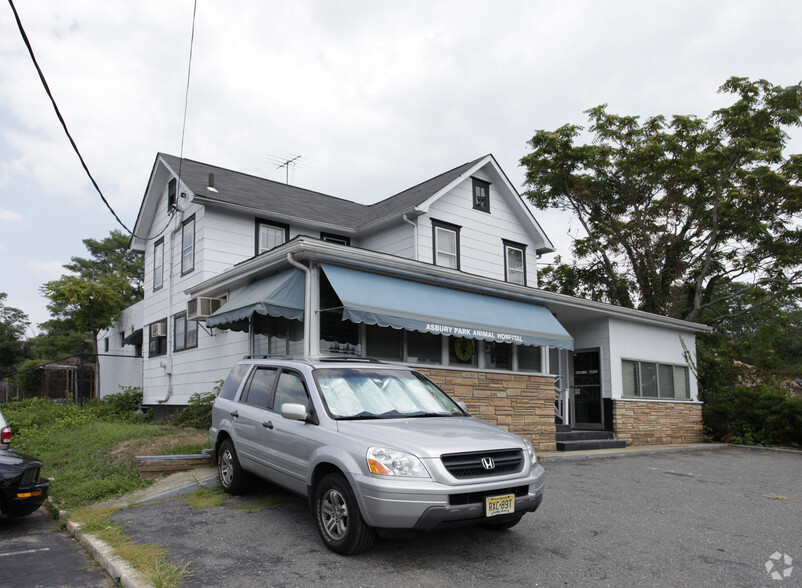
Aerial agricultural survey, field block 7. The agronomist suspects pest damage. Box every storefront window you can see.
[518,345,543,372]
[484,341,512,370]
[622,359,690,399]
[366,324,403,361]
[406,331,442,364]
[449,336,477,367]
[253,315,304,356]
[319,272,361,356]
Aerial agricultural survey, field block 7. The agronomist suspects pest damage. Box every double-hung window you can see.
[432,220,460,269]
[173,312,198,352]
[153,238,164,291]
[181,215,195,275]
[503,240,527,285]
[256,219,289,254]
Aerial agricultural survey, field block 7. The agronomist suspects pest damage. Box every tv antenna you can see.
[266,154,311,184]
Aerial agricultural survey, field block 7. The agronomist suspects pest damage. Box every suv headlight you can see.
[523,438,537,467]
[367,446,430,478]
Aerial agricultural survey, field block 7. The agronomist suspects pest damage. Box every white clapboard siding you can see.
[419,174,540,284]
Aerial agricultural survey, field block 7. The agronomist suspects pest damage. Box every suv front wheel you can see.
[314,473,376,555]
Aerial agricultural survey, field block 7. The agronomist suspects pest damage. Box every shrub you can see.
[703,384,802,447]
[170,381,222,430]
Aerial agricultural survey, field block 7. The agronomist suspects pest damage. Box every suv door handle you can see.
[263,421,274,429]
[230,410,239,418]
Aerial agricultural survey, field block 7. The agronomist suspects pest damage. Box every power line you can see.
[176,0,198,205]
[7,0,133,235]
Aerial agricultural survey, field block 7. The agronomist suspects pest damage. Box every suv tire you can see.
[217,439,250,495]
[314,473,376,555]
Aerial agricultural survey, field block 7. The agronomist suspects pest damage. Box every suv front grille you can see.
[440,449,523,479]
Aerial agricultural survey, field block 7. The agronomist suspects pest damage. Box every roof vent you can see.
[207,173,218,192]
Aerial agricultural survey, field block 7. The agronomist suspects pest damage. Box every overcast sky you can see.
[1,0,801,335]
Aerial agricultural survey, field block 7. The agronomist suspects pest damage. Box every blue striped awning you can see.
[321,264,573,349]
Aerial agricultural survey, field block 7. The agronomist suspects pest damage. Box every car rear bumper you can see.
[353,463,545,530]
[2,480,50,517]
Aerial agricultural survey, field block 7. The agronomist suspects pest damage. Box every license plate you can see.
[485,494,515,517]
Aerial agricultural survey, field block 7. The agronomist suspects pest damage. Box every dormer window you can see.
[472,178,490,213]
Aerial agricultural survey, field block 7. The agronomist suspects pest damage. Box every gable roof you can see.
[131,152,553,251]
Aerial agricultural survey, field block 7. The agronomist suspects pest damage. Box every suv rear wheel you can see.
[314,473,375,555]
[217,439,250,495]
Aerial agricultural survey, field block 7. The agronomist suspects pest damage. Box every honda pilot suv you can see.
[209,356,545,555]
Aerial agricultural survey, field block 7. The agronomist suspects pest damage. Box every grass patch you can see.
[184,485,225,509]
[155,442,210,456]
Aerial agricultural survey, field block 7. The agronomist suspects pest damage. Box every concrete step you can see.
[556,438,628,452]
[556,430,616,442]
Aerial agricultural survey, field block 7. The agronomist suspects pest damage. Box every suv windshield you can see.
[314,368,465,419]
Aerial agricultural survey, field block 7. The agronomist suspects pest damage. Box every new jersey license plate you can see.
[485,494,515,517]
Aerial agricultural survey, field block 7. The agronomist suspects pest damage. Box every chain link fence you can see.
[0,352,143,403]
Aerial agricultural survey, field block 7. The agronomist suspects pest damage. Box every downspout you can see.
[287,252,312,357]
[402,214,418,261]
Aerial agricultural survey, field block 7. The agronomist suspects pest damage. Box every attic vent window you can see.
[472,177,490,213]
[207,173,218,192]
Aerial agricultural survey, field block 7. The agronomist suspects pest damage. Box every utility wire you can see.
[8,0,133,235]
[176,0,198,197]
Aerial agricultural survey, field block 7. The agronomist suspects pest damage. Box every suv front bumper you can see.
[352,463,545,530]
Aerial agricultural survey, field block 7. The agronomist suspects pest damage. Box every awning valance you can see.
[122,328,143,346]
[206,268,305,331]
[321,264,573,349]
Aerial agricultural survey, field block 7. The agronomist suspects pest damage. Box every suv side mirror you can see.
[280,403,309,422]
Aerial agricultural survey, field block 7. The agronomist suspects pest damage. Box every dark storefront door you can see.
[572,350,603,430]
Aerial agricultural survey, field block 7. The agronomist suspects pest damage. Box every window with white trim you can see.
[181,215,195,275]
[622,360,690,399]
[153,238,164,291]
[503,240,526,285]
[432,220,460,269]
[256,219,289,254]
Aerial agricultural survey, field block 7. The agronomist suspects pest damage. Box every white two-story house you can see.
[128,153,709,451]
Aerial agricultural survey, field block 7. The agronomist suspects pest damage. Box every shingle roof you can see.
[158,153,488,230]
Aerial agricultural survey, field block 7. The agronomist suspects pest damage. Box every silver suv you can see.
[209,357,545,555]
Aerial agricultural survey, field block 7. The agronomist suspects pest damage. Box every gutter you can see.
[187,237,711,334]
[286,252,313,356]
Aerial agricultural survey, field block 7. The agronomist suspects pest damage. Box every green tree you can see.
[64,230,143,303]
[0,292,32,375]
[38,230,144,355]
[521,77,802,325]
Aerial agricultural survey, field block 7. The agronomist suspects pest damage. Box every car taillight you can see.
[1,425,10,445]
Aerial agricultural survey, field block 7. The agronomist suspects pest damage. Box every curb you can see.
[65,520,151,588]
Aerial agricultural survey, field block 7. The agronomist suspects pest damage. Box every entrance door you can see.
[572,350,603,430]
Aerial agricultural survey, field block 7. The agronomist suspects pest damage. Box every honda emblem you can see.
[481,457,495,470]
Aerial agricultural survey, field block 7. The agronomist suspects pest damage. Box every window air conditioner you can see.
[187,296,224,321]
[150,322,167,338]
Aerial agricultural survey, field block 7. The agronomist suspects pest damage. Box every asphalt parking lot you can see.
[111,446,801,587]
[0,508,111,587]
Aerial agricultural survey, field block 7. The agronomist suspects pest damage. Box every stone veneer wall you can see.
[417,368,557,452]
[613,400,703,446]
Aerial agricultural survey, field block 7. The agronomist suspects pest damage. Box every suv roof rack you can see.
[242,354,295,360]
[316,356,383,363]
